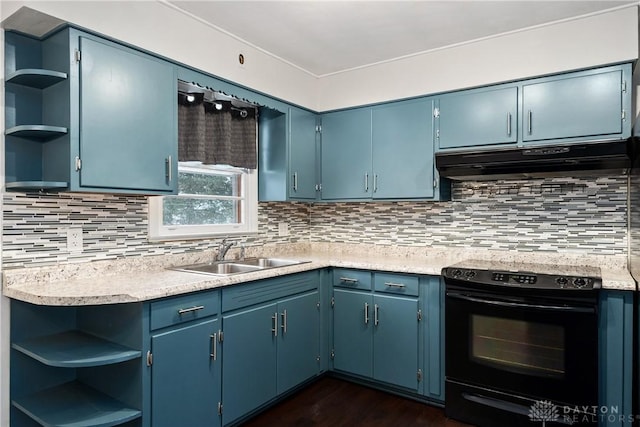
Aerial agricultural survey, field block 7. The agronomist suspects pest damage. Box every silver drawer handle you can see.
[384,282,406,288]
[340,277,359,283]
[178,305,205,315]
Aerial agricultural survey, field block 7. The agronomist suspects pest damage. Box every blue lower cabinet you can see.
[150,318,221,427]
[277,291,321,394]
[372,294,419,391]
[220,273,321,425]
[222,302,278,425]
[598,290,634,427]
[332,275,422,393]
[332,289,374,377]
[422,276,444,402]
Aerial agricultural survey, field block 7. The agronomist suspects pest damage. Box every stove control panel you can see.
[443,267,600,290]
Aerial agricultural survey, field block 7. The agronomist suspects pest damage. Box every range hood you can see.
[435,139,636,180]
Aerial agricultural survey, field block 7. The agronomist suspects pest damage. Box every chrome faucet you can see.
[215,238,235,261]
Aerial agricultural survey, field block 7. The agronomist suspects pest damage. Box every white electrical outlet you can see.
[278,222,289,237]
[67,228,83,252]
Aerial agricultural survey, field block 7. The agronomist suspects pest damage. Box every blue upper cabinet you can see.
[4,28,178,194]
[289,108,318,200]
[74,35,177,193]
[321,101,448,201]
[321,108,373,200]
[522,64,631,145]
[437,85,518,150]
[435,63,631,153]
[371,98,435,199]
[258,107,318,201]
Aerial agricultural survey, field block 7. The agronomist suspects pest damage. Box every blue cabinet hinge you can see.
[74,49,81,63]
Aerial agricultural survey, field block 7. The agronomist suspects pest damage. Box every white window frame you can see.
[148,163,258,241]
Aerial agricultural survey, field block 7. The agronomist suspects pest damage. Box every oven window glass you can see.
[471,314,565,378]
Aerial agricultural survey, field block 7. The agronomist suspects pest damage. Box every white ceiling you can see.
[166,1,636,77]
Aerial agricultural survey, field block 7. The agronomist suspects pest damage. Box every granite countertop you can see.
[3,243,636,305]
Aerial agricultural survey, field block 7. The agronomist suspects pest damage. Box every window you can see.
[149,162,257,240]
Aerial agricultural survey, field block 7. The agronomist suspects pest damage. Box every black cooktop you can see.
[442,260,602,290]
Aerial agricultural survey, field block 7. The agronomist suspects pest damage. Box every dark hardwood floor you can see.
[241,377,474,427]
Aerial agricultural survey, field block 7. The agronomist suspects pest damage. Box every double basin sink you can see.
[171,257,309,276]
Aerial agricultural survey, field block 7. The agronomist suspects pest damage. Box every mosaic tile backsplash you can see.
[2,176,628,268]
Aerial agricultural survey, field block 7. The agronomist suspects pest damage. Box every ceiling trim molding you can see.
[158,1,637,79]
[316,2,638,78]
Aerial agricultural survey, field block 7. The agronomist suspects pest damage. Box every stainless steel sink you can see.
[238,257,307,268]
[170,258,309,276]
[171,262,262,275]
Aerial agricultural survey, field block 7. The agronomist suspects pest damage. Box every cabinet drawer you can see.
[374,273,419,296]
[150,291,219,331]
[333,269,372,290]
[222,271,318,312]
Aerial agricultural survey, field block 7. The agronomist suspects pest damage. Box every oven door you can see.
[445,285,598,407]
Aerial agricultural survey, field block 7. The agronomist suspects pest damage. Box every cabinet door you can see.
[222,303,277,425]
[78,36,176,192]
[372,99,434,199]
[289,108,317,200]
[523,69,623,143]
[423,276,445,401]
[277,291,320,394]
[151,318,220,427]
[373,294,419,391]
[320,108,372,200]
[332,289,373,377]
[438,86,518,149]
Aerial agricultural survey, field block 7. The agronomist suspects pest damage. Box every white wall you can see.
[2,3,637,112]
[1,1,319,109]
[317,7,639,111]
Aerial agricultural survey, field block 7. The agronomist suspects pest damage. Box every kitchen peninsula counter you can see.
[3,243,635,305]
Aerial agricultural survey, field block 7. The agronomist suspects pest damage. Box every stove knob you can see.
[464,270,476,279]
[451,269,463,278]
[573,277,587,288]
[556,277,569,287]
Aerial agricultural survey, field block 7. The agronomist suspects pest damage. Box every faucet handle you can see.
[239,243,246,260]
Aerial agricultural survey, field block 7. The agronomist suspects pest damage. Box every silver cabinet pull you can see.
[507,112,512,136]
[364,172,369,192]
[271,312,278,337]
[165,155,172,182]
[527,110,533,135]
[340,277,359,284]
[373,174,378,193]
[374,304,379,326]
[281,309,288,334]
[364,302,369,324]
[384,282,406,288]
[178,305,204,315]
[210,333,217,360]
[292,172,298,192]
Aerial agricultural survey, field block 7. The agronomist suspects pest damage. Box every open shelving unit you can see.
[5,31,71,192]
[13,382,141,427]
[10,301,144,427]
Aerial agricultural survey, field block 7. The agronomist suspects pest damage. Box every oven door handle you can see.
[446,292,595,314]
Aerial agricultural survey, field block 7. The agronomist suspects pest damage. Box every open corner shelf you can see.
[6,181,68,192]
[12,330,141,368]
[6,69,68,89]
[12,381,141,427]
[5,125,68,141]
